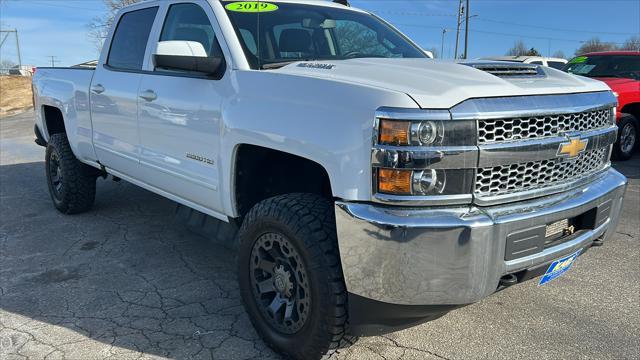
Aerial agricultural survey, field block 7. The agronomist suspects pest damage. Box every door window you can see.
[160,3,222,57]
[107,7,158,70]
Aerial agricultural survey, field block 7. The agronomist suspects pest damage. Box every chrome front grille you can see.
[475,147,609,197]
[478,109,611,143]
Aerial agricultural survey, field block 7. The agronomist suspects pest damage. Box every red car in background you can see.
[565,51,640,160]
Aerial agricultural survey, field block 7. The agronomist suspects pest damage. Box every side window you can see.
[159,3,222,57]
[529,60,543,65]
[107,7,158,70]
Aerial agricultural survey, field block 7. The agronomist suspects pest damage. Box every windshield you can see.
[564,55,640,80]
[222,1,427,69]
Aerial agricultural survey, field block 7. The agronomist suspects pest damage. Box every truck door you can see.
[90,6,159,177]
[137,1,232,216]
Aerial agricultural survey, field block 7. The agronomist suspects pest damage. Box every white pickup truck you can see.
[32,1,627,359]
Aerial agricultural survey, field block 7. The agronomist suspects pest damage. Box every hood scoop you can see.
[464,62,545,78]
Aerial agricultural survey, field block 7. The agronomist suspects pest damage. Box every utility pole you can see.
[441,28,448,60]
[454,0,463,59]
[463,0,470,59]
[48,56,59,67]
[0,29,22,68]
[15,29,22,67]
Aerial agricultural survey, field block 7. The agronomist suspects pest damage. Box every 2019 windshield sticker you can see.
[225,2,279,12]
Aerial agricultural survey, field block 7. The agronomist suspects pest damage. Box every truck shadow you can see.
[0,161,280,359]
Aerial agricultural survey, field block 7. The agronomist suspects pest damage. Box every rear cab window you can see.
[107,7,159,70]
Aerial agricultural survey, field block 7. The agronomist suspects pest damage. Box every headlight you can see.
[376,168,474,196]
[377,118,475,146]
[373,107,477,205]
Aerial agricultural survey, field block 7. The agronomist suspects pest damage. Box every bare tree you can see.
[88,0,141,52]
[620,35,640,51]
[506,40,528,56]
[552,50,566,59]
[575,38,616,56]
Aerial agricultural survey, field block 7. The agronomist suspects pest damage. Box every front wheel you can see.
[613,114,638,161]
[237,194,351,360]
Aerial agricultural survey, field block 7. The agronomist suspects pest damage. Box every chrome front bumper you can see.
[335,168,627,306]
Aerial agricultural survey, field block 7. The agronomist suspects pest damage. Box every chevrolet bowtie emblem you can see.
[557,137,588,158]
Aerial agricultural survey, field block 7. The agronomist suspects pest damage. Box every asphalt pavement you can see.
[1,111,638,360]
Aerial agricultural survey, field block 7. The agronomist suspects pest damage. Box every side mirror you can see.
[153,41,224,76]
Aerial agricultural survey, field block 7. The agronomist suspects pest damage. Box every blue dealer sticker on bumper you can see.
[539,249,582,286]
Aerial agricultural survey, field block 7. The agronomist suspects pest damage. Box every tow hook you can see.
[499,274,518,287]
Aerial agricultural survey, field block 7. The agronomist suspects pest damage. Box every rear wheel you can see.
[237,193,351,360]
[45,133,98,214]
[613,114,638,161]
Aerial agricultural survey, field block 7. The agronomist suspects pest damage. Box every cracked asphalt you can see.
[1,112,639,360]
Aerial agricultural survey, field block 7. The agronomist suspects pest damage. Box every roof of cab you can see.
[125,0,368,13]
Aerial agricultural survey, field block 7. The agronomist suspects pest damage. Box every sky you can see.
[0,0,639,67]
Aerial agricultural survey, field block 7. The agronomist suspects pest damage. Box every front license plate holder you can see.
[538,249,582,286]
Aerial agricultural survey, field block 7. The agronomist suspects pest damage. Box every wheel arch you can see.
[231,144,333,218]
[41,105,66,137]
[620,102,640,122]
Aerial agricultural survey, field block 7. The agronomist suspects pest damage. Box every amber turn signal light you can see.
[379,120,411,145]
[378,169,412,195]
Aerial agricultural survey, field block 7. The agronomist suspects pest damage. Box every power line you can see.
[474,17,639,36]
[393,22,627,45]
[374,10,639,36]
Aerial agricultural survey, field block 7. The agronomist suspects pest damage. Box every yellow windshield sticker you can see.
[225,2,279,12]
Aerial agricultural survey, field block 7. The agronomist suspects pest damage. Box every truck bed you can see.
[32,67,96,163]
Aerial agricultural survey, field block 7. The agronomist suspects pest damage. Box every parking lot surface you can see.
[1,111,639,360]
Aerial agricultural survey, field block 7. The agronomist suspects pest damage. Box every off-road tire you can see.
[45,133,98,214]
[613,114,638,161]
[237,193,352,360]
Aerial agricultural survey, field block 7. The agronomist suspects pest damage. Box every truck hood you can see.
[274,58,611,109]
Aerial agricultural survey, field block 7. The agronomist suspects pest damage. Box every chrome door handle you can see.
[139,90,157,102]
[91,84,105,94]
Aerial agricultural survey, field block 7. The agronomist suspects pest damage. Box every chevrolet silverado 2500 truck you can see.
[32,1,628,359]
